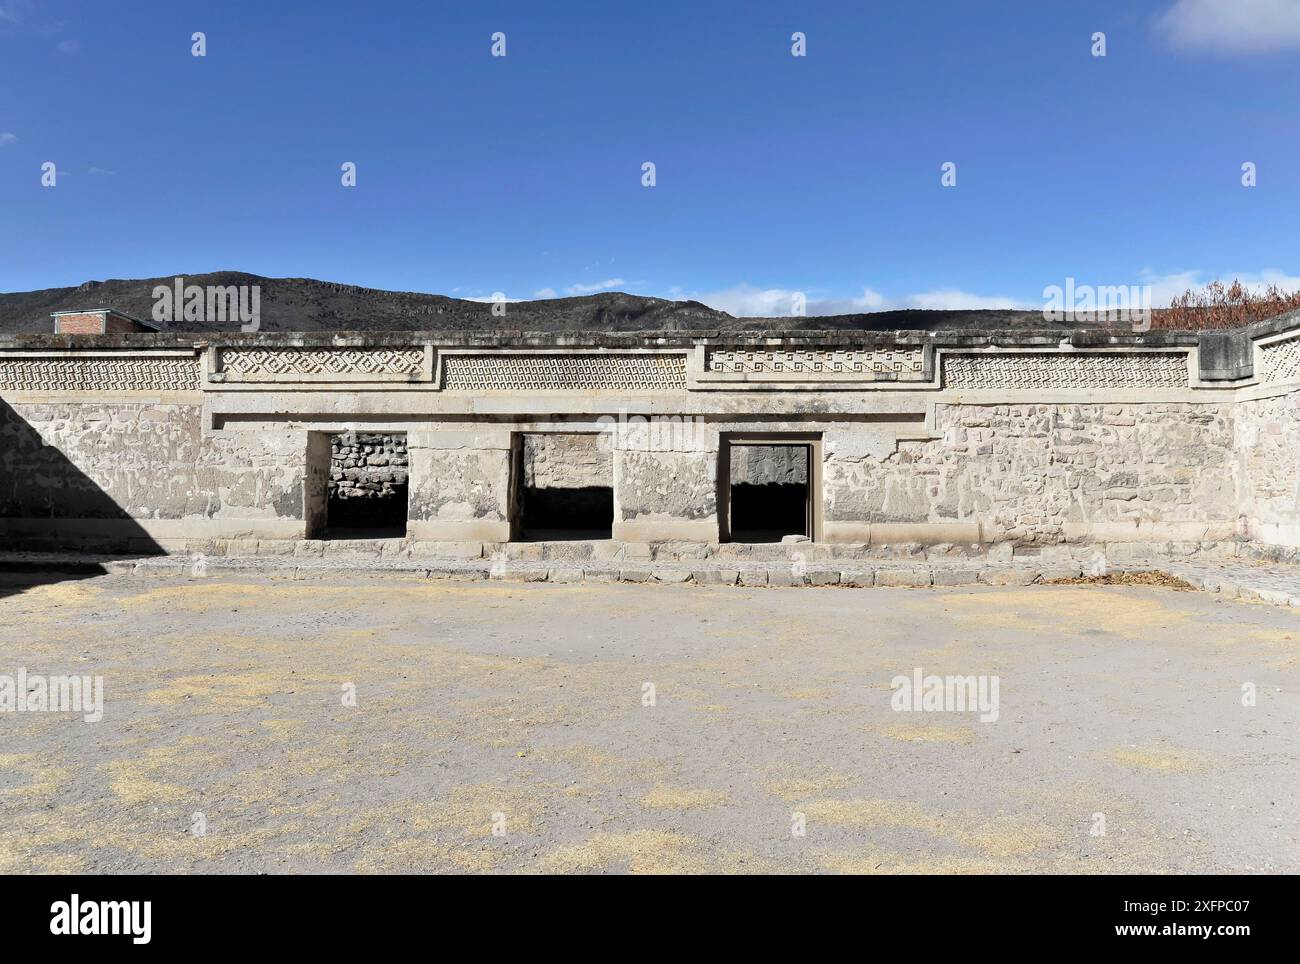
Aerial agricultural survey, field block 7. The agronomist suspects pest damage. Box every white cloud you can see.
[458,272,1300,316]
[464,291,525,304]
[690,285,805,316]
[1139,268,1300,304]
[565,278,625,295]
[0,131,16,147]
[899,289,1023,311]
[0,1,32,25]
[87,166,116,176]
[57,38,79,54]
[1156,0,1300,53]
[690,283,1023,317]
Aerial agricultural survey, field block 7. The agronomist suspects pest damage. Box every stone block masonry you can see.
[3,313,1300,555]
[326,431,409,531]
[328,432,409,502]
[823,402,1236,546]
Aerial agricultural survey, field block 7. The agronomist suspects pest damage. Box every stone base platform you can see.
[4,538,1300,609]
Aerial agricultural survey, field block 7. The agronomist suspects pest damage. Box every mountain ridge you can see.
[0,271,1053,334]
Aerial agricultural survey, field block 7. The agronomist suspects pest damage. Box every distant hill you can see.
[0,271,1054,334]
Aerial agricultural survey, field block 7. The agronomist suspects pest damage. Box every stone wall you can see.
[0,398,303,545]
[1235,394,1300,547]
[823,403,1237,545]
[325,432,409,529]
[730,444,808,484]
[521,433,609,489]
[4,324,1300,553]
[328,432,408,501]
[406,437,512,541]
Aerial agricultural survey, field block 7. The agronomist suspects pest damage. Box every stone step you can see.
[3,549,1298,608]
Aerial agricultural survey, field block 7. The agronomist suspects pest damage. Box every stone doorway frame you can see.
[718,432,824,543]
[304,430,410,540]
[304,431,332,539]
[507,430,615,542]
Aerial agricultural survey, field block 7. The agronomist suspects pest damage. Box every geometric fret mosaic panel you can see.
[1259,336,1300,384]
[0,356,200,392]
[943,352,1189,390]
[441,353,688,391]
[706,348,926,380]
[218,348,425,378]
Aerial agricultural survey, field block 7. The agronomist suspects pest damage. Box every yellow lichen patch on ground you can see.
[802,797,944,832]
[398,784,541,838]
[953,818,1057,859]
[1246,628,1298,648]
[817,850,1013,875]
[1,579,105,612]
[113,579,583,616]
[867,720,977,744]
[0,798,303,871]
[102,739,221,806]
[532,830,761,874]
[110,823,293,863]
[293,783,549,872]
[640,784,729,810]
[0,815,86,873]
[802,797,1055,861]
[0,752,72,799]
[523,743,671,789]
[101,735,238,806]
[259,718,307,738]
[145,671,337,710]
[765,770,856,803]
[105,767,190,806]
[309,783,543,849]
[352,837,500,874]
[932,588,1192,639]
[1107,745,1211,773]
[781,686,837,701]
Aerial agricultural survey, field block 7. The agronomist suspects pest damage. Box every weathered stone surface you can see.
[328,432,408,506]
[2,325,1300,560]
[523,433,610,488]
[615,450,717,522]
[931,568,980,586]
[980,568,1040,586]
[0,401,302,522]
[875,568,932,587]
[408,446,509,523]
[730,444,807,484]
[805,569,842,585]
[824,403,1236,546]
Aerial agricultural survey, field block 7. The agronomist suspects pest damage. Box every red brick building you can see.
[51,308,159,335]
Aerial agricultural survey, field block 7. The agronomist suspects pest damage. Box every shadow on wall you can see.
[0,397,164,601]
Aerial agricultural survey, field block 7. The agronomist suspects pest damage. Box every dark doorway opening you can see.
[309,432,409,539]
[727,443,811,543]
[514,433,613,540]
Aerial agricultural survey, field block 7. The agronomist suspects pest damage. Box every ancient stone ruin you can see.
[2,315,1299,569]
[327,432,409,533]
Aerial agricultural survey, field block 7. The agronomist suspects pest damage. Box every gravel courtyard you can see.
[1,570,1297,874]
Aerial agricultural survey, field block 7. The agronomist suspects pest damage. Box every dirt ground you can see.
[1,570,1297,874]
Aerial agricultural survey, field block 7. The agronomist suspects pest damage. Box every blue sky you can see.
[1,0,1298,314]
